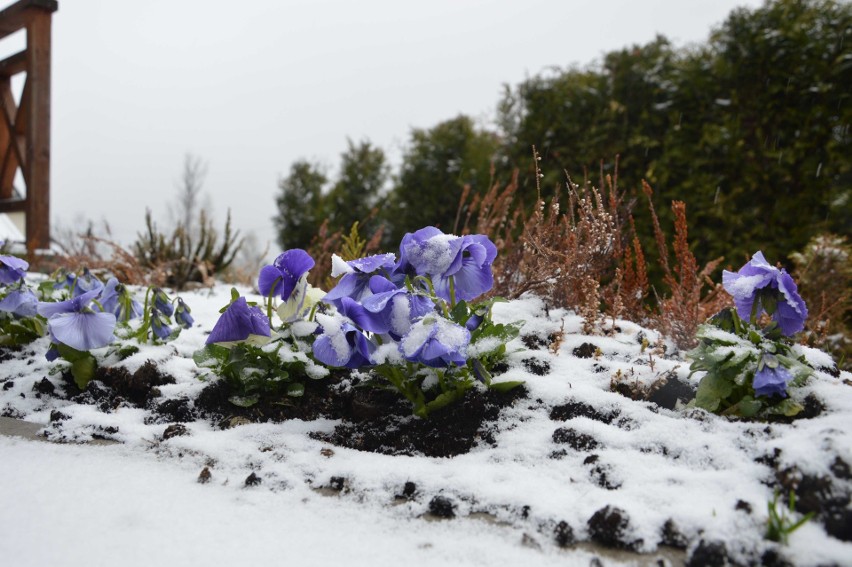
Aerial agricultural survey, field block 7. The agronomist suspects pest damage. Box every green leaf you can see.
[489,380,525,393]
[450,299,470,324]
[70,354,97,390]
[228,394,259,408]
[767,398,804,417]
[694,372,735,412]
[117,344,140,360]
[424,387,469,415]
[192,344,229,368]
[725,396,762,418]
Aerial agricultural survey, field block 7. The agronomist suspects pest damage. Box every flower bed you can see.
[1,238,851,565]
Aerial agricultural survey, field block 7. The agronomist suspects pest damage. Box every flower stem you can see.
[266,276,282,326]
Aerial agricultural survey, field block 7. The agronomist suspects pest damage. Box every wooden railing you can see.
[0,0,57,256]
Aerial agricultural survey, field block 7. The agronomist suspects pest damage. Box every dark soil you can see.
[686,540,728,567]
[776,464,852,542]
[96,361,176,407]
[550,400,618,424]
[58,360,177,412]
[188,370,527,458]
[552,427,599,451]
[428,495,456,518]
[194,374,351,425]
[572,343,598,359]
[313,386,528,457]
[587,506,642,550]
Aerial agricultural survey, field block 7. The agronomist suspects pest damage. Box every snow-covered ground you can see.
[1,284,850,566]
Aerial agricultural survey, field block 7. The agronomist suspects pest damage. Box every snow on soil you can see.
[1,283,851,566]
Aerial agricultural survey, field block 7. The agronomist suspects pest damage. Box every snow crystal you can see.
[434,317,468,350]
[389,295,411,336]
[414,233,457,275]
[330,254,354,277]
[401,318,435,357]
[316,313,351,362]
[726,273,765,297]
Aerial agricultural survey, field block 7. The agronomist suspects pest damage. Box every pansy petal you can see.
[452,257,495,301]
[753,364,792,398]
[0,254,28,271]
[0,288,38,317]
[368,275,398,295]
[349,253,396,274]
[312,334,347,367]
[258,265,283,298]
[323,273,369,303]
[207,297,270,344]
[274,249,315,277]
[49,311,116,351]
[37,289,101,319]
[777,271,808,318]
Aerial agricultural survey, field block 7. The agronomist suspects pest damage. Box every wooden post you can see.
[25,8,50,257]
[0,0,57,258]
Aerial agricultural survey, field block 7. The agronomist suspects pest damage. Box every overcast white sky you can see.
[6,0,763,253]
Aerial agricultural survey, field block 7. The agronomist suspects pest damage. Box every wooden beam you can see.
[0,50,26,77]
[0,0,57,41]
[0,76,10,199]
[25,9,51,253]
[0,197,25,212]
[0,139,18,197]
[0,80,25,178]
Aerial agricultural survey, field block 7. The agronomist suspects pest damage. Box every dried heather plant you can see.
[490,149,626,333]
[642,181,729,350]
[45,233,149,286]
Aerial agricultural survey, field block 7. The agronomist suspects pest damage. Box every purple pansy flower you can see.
[0,254,28,285]
[398,227,497,302]
[323,252,397,306]
[174,298,194,328]
[206,297,271,344]
[37,289,116,351]
[722,251,808,336]
[98,278,142,322]
[65,269,105,298]
[753,354,793,398]
[358,275,434,338]
[312,313,376,368]
[152,288,174,317]
[151,312,172,340]
[258,249,315,301]
[0,285,38,317]
[400,315,470,368]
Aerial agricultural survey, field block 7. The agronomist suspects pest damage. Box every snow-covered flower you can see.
[206,297,270,345]
[0,254,28,285]
[0,285,38,317]
[323,252,397,306]
[753,354,793,398]
[400,315,470,368]
[258,249,315,302]
[722,251,808,335]
[37,289,116,351]
[312,313,376,368]
[357,275,434,338]
[398,227,497,302]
